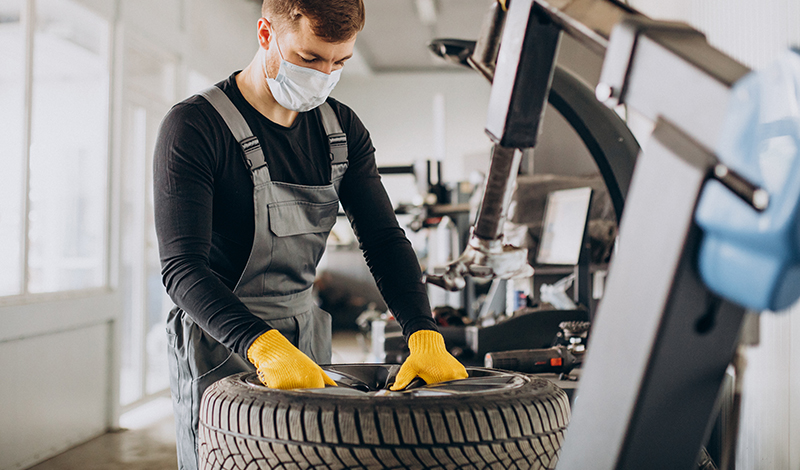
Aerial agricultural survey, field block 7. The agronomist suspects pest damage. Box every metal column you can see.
[557,120,746,469]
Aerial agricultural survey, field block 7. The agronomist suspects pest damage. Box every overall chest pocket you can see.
[267,200,339,237]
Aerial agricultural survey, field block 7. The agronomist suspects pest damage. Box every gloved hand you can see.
[247,329,337,389]
[390,329,468,390]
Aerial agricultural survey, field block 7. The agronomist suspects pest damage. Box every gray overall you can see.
[165,86,349,470]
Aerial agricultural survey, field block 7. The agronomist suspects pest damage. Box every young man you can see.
[153,1,467,468]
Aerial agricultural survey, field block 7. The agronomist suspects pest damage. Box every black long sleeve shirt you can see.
[153,73,437,358]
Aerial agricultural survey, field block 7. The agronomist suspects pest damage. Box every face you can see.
[258,16,356,78]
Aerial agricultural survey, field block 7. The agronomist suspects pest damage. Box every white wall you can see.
[627,1,800,468]
[333,71,494,205]
[0,1,259,470]
[0,293,119,470]
[332,34,607,207]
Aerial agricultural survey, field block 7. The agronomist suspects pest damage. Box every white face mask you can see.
[263,28,342,112]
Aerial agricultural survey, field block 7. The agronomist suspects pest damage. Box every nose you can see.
[316,61,335,75]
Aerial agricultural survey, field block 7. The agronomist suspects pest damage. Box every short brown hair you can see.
[262,0,365,43]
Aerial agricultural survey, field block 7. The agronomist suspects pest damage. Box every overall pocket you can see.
[267,200,338,237]
[266,200,339,293]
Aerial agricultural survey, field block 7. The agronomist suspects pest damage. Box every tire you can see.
[198,364,570,470]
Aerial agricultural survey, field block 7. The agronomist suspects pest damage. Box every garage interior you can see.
[2,0,800,469]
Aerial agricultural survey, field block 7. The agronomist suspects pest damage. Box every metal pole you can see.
[473,144,521,241]
[20,0,38,296]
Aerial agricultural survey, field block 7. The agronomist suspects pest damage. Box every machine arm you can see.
[426,0,560,291]
[426,0,636,292]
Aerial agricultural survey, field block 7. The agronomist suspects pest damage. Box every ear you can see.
[257,17,273,50]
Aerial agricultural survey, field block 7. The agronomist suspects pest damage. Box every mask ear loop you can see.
[262,48,273,81]
[271,26,286,61]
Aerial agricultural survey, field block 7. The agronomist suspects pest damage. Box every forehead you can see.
[280,17,357,56]
[279,16,355,42]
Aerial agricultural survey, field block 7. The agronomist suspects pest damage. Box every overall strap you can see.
[318,102,348,164]
[199,86,270,181]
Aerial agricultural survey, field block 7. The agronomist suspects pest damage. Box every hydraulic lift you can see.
[427,1,800,469]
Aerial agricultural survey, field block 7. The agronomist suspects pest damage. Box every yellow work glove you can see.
[247,329,337,389]
[390,329,468,390]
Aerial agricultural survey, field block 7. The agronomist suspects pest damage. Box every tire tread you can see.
[199,372,570,470]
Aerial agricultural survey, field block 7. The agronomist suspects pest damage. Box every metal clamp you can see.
[710,163,769,212]
[425,235,534,292]
[595,17,706,108]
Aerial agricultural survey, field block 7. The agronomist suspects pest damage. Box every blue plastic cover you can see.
[695,48,800,312]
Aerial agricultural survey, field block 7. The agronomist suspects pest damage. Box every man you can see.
[153,1,468,468]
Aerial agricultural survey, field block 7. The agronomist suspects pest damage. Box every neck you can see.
[236,52,299,128]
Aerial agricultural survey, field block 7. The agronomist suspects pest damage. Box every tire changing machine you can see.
[427,1,800,469]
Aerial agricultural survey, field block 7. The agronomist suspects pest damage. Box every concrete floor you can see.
[28,412,178,470]
[26,331,368,470]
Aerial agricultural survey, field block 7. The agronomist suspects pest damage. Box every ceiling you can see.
[358,0,492,73]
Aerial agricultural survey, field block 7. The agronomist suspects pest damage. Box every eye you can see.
[299,56,317,64]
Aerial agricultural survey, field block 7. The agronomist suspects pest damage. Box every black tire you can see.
[198,365,570,470]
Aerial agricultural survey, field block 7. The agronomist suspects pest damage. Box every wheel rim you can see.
[241,364,529,397]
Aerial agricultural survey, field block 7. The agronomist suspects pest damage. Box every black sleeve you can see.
[153,101,271,358]
[334,103,439,339]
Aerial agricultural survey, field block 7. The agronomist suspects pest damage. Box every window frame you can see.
[0,0,115,303]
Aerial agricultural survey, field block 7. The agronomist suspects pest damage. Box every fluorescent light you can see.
[415,0,438,26]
